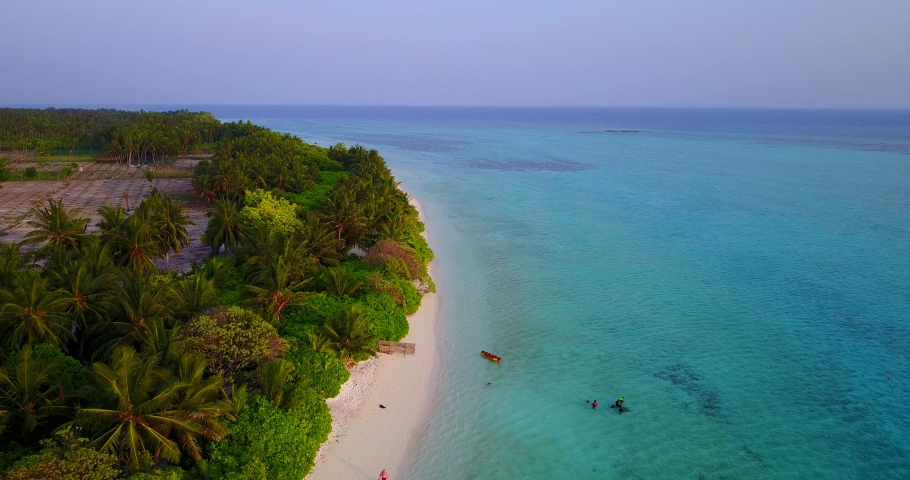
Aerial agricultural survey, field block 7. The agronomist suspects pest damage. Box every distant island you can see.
[0,108,433,479]
[579,129,640,133]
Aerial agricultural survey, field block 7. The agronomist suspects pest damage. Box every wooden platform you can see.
[378,341,416,356]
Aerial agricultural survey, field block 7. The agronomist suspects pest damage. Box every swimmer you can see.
[592,400,598,409]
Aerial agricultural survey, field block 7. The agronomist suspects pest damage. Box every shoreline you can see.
[307,190,441,480]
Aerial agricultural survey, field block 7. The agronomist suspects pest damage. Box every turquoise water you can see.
[213,108,910,478]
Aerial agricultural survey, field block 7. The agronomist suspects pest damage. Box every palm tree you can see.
[0,346,69,440]
[96,205,130,256]
[52,260,114,358]
[77,236,115,278]
[121,216,158,274]
[123,131,137,166]
[322,265,363,297]
[258,358,306,410]
[172,273,218,321]
[145,168,156,192]
[202,199,245,255]
[0,271,71,351]
[299,212,342,266]
[136,318,181,363]
[321,190,367,250]
[24,199,89,252]
[0,241,23,291]
[242,254,312,325]
[164,354,233,459]
[318,305,379,367]
[107,137,123,162]
[212,161,237,195]
[90,270,173,360]
[0,158,11,192]
[69,346,232,472]
[377,212,410,243]
[149,194,193,268]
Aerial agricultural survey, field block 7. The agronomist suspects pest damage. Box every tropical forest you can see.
[0,108,433,479]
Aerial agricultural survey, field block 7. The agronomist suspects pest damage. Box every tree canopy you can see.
[0,108,434,479]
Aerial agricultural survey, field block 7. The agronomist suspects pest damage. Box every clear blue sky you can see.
[2,0,909,108]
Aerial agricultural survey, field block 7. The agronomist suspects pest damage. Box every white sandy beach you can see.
[307,193,441,480]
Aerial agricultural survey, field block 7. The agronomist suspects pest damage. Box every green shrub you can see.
[284,171,346,210]
[5,428,122,480]
[128,467,187,479]
[283,295,353,338]
[238,189,301,235]
[24,167,37,179]
[365,271,403,305]
[178,307,288,380]
[364,239,433,292]
[388,274,422,315]
[217,289,240,306]
[406,222,435,262]
[384,257,412,280]
[285,289,408,344]
[200,394,331,480]
[360,292,408,341]
[364,271,422,315]
[283,345,349,398]
[5,344,89,392]
[0,441,33,475]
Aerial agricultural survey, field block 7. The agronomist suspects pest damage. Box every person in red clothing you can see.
[379,469,389,480]
[592,400,598,409]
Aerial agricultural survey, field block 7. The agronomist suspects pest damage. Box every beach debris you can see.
[379,404,386,409]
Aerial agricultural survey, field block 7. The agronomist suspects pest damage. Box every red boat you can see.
[481,351,502,362]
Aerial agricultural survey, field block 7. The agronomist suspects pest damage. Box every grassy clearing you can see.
[285,171,346,209]
[36,155,95,163]
[6,170,72,181]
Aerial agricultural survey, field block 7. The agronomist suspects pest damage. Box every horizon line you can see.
[2,103,910,112]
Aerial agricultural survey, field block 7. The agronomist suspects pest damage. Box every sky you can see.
[1,0,909,108]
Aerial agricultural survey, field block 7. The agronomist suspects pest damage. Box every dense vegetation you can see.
[0,108,265,163]
[0,109,433,478]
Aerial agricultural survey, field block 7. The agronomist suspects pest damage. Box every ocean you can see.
[208,107,910,479]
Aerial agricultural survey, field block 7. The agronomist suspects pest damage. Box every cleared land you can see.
[0,161,208,271]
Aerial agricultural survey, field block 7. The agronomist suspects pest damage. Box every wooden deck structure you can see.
[378,341,416,356]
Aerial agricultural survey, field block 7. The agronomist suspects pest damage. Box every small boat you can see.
[481,351,502,362]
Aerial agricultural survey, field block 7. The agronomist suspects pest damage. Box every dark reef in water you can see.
[579,129,640,133]
[469,159,594,172]
[352,133,469,153]
[655,363,722,417]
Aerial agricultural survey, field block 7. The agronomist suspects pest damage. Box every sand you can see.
[306,193,441,480]
[0,170,207,271]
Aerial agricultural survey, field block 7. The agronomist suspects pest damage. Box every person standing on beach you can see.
[379,469,389,480]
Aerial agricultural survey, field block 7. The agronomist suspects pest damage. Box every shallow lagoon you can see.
[213,107,910,478]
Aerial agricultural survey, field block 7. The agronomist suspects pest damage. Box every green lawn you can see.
[35,154,96,163]
[285,171,346,209]
[7,170,72,181]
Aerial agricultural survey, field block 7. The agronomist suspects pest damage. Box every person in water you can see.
[592,400,598,409]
